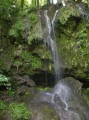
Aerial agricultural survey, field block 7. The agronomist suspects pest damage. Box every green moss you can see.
[42,105,58,120]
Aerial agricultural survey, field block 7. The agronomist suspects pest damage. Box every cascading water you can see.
[52,83,81,120]
[44,7,72,116]
[44,10,60,82]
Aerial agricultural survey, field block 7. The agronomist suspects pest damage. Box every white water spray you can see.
[53,83,70,110]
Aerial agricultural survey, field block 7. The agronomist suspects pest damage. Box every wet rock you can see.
[30,102,59,120]
[30,77,89,120]
[13,75,36,103]
[13,74,36,87]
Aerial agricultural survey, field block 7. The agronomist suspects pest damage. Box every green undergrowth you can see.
[0,101,31,120]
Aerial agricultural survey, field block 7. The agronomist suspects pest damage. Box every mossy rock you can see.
[30,103,59,120]
[42,105,59,120]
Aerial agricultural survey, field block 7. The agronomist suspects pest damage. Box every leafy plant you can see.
[29,13,38,24]
[76,28,87,46]
[31,57,42,69]
[0,0,19,21]
[21,51,32,62]
[9,103,31,120]
[9,20,24,38]
[59,5,80,24]
[0,74,11,90]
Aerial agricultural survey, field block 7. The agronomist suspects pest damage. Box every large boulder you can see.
[30,77,89,120]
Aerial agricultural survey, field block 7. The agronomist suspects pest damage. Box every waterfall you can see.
[43,10,82,120]
[44,10,60,82]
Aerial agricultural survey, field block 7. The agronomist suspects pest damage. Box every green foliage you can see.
[21,50,43,71]
[9,103,31,120]
[29,13,38,24]
[27,13,41,45]
[9,20,24,38]
[27,32,41,45]
[9,12,39,43]
[31,57,42,69]
[27,35,35,45]
[59,5,80,24]
[77,29,87,38]
[21,51,32,62]
[76,27,87,48]
[0,0,19,21]
[0,74,11,89]
[0,100,7,110]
